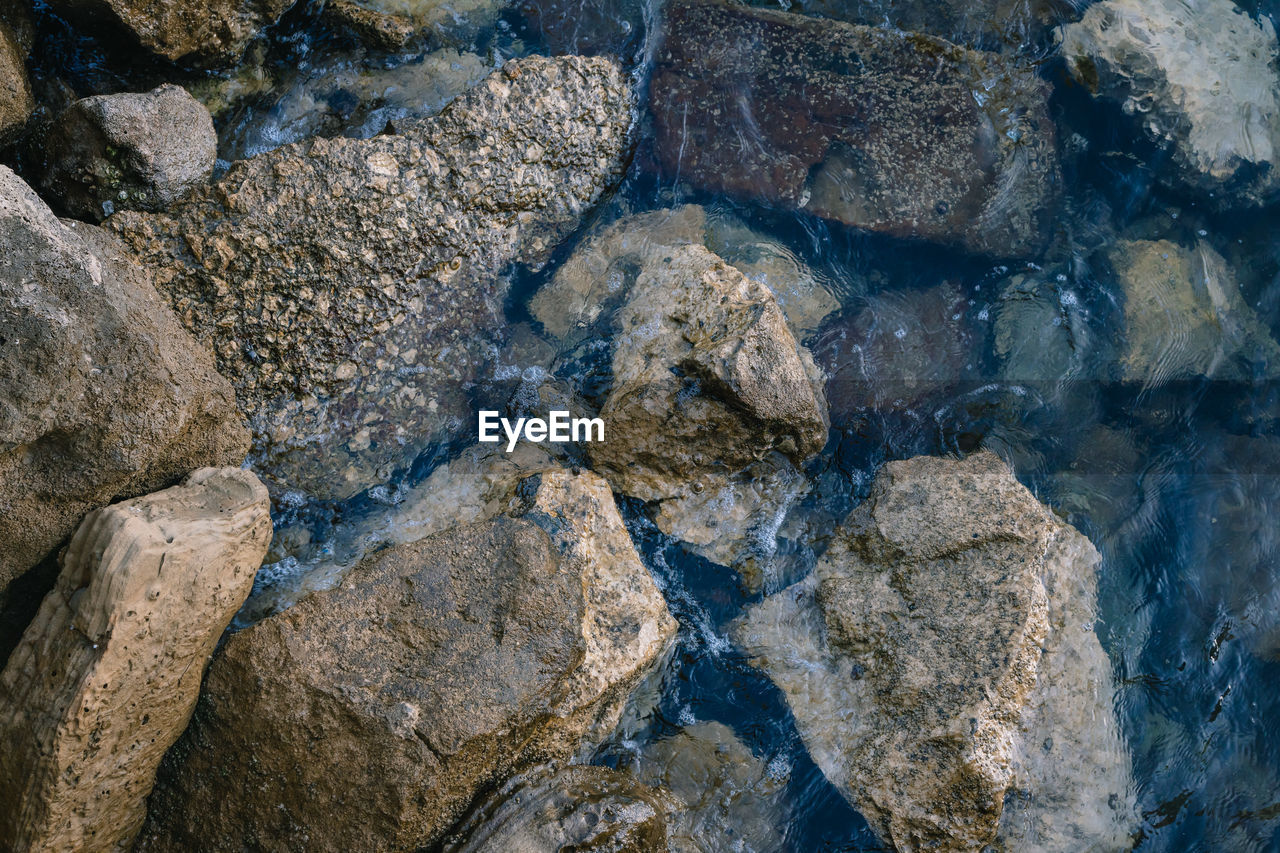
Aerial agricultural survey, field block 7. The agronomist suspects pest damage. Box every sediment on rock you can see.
[109,55,635,501]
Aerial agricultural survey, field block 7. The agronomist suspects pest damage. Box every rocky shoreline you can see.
[3,0,1278,848]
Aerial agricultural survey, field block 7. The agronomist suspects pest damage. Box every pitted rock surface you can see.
[110,55,635,499]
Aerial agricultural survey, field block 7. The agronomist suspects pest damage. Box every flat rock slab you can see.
[650,0,1061,257]
[0,468,271,853]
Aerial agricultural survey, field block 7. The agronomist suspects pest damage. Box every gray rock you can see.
[736,451,1135,852]
[0,468,271,853]
[1108,238,1280,384]
[445,765,677,852]
[1059,0,1280,207]
[0,166,249,598]
[42,84,217,222]
[45,0,292,65]
[110,55,634,501]
[650,0,1061,257]
[0,12,30,143]
[135,467,676,852]
[993,272,1093,382]
[775,0,1080,49]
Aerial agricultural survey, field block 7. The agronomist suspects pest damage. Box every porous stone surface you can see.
[779,0,1079,49]
[0,468,271,853]
[45,0,291,65]
[1060,0,1280,207]
[0,166,249,597]
[0,13,30,143]
[42,84,216,222]
[736,451,1134,852]
[1108,238,1280,384]
[582,242,828,571]
[445,765,677,852]
[650,0,1061,257]
[110,55,634,500]
[135,468,676,852]
[323,0,506,47]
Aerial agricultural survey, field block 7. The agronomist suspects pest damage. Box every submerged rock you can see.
[41,84,216,222]
[45,0,291,65]
[0,166,249,597]
[736,451,1134,851]
[0,468,271,853]
[650,0,1061,257]
[445,765,676,852]
[136,467,676,851]
[1059,0,1280,207]
[110,55,634,500]
[1108,238,1280,384]
[0,13,30,142]
[631,721,790,852]
[993,271,1092,382]
[583,242,828,574]
[324,0,507,47]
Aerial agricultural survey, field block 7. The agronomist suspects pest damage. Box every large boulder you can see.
[1108,238,1280,384]
[0,468,271,853]
[0,10,29,143]
[135,467,677,851]
[582,242,829,575]
[736,451,1135,851]
[649,0,1061,257]
[41,84,217,222]
[1059,0,1280,207]
[0,166,250,597]
[45,0,292,66]
[110,55,634,500]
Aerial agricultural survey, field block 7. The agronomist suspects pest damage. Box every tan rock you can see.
[736,451,1134,851]
[110,56,634,500]
[0,14,30,142]
[0,166,250,596]
[0,468,272,853]
[135,467,676,851]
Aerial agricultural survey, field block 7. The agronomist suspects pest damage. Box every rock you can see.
[0,468,272,853]
[135,467,676,851]
[584,243,828,571]
[41,84,217,222]
[778,0,1079,50]
[1059,0,1280,207]
[322,0,419,50]
[1108,239,1280,384]
[650,0,1061,258]
[631,722,789,852]
[516,0,644,58]
[0,166,250,597]
[45,0,292,65]
[0,12,31,143]
[735,451,1134,851]
[444,765,676,852]
[323,0,506,47]
[815,281,979,418]
[993,271,1093,382]
[109,55,634,500]
[531,204,840,344]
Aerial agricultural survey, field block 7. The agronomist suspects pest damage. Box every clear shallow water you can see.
[20,0,1280,848]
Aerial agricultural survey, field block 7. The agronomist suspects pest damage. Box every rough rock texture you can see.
[1060,0,1280,207]
[0,468,271,853]
[650,0,1061,257]
[631,722,790,852]
[110,55,634,500]
[530,205,839,344]
[323,0,506,47]
[582,242,828,571]
[445,765,676,852]
[1108,238,1280,384]
[136,468,676,852]
[42,84,217,222]
[736,451,1134,852]
[45,0,291,65]
[0,166,250,597]
[780,0,1079,49]
[0,12,30,142]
